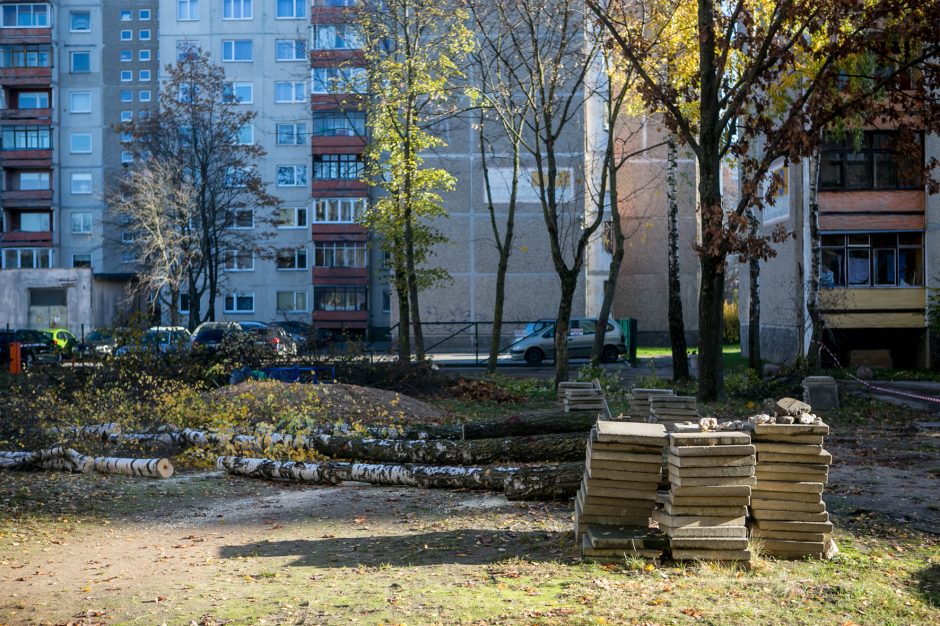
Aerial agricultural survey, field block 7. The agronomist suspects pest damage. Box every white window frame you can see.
[138,29,151,41]
[222,0,252,20]
[222,39,253,62]
[177,0,198,21]
[276,39,306,61]
[277,206,308,229]
[0,4,50,28]
[120,49,132,62]
[228,207,254,229]
[276,164,308,187]
[120,29,132,41]
[235,124,254,145]
[274,81,305,103]
[224,292,255,314]
[223,249,254,272]
[223,81,253,104]
[276,290,308,313]
[72,254,92,268]
[70,173,92,195]
[139,49,151,61]
[120,90,133,103]
[276,123,307,145]
[120,110,132,122]
[69,10,91,32]
[139,90,151,102]
[275,0,305,19]
[69,92,91,114]
[121,150,134,164]
[314,197,367,223]
[138,9,151,20]
[120,69,132,82]
[276,248,308,271]
[120,9,132,20]
[70,51,91,73]
[139,70,151,82]
[69,133,92,154]
[70,212,92,234]
[311,66,366,94]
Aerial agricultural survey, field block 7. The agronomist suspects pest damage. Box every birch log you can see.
[216,456,582,500]
[303,432,586,464]
[92,457,174,478]
[0,447,93,473]
[49,423,123,442]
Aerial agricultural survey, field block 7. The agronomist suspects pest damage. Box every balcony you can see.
[0,107,51,121]
[0,148,51,167]
[0,66,51,85]
[313,309,368,329]
[2,188,50,205]
[0,28,52,45]
[1,229,51,246]
[313,266,369,281]
[311,132,365,151]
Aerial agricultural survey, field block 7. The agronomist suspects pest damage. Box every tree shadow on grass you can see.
[218,529,574,568]
[918,563,940,608]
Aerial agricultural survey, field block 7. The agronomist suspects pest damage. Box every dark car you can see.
[270,320,313,344]
[0,329,57,367]
[248,325,298,356]
[190,322,243,352]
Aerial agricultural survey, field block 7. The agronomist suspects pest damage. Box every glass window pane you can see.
[847,249,870,286]
[898,248,923,286]
[873,249,896,285]
[821,249,844,287]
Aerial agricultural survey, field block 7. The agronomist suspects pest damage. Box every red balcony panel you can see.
[312,310,368,329]
[311,223,367,236]
[0,29,52,45]
[0,67,51,85]
[1,230,52,246]
[311,134,366,150]
[0,149,51,168]
[311,179,367,194]
[2,188,51,204]
[311,6,358,22]
[1,107,51,121]
[309,49,364,64]
[312,267,369,281]
[311,94,365,111]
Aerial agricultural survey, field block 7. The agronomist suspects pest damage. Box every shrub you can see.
[723,299,740,344]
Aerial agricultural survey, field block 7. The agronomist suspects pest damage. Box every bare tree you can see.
[117,49,277,329]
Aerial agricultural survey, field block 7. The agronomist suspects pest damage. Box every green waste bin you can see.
[617,318,638,364]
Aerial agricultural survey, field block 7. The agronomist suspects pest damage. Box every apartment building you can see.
[740,130,936,369]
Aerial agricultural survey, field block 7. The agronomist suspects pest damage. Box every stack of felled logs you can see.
[576,422,669,560]
[0,447,174,478]
[750,398,836,559]
[654,432,755,562]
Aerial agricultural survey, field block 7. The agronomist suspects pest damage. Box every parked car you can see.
[0,329,58,367]
[190,322,243,352]
[114,326,192,356]
[77,328,119,356]
[41,328,77,354]
[509,318,626,365]
[236,321,268,332]
[248,325,298,356]
[269,320,313,346]
[522,319,555,338]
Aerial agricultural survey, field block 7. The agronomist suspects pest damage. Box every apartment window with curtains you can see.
[820,132,923,191]
[820,232,924,288]
[313,154,363,180]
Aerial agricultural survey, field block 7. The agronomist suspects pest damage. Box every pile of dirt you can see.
[207,380,445,427]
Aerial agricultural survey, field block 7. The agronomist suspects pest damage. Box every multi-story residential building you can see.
[740,130,936,369]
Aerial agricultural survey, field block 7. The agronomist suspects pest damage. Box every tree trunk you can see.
[0,447,93,473]
[806,147,823,368]
[92,457,174,478]
[187,277,201,332]
[697,254,726,400]
[216,456,583,501]
[554,274,577,388]
[667,137,690,380]
[303,432,586,465]
[169,288,181,327]
[747,210,762,371]
[396,268,412,362]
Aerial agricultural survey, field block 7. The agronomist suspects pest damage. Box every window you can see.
[120,90,133,102]
[0,45,51,68]
[177,41,198,60]
[69,92,91,113]
[313,24,362,50]
[179,293,190,314]
[70,133,92,154]
[276,39,306,61]
[312,111,365,137]
[235,124,253,145]
[70,173,92,195]
[276,165,308,187]
[18,171,49,190]
[139,70,151,82]
[70,11,90,32]
[314,197,366,222]
[1,4,49,28]
[178,0,198,20]
[276,248,308,270]
[139,90,151,102]
[139,9,151,20]
[120,70,132,82]
[223,0,252,19]
[821,132,923,191]
[120,131,133,143]
[274,81,305,103]
[227,207,253,228]
[311,66,367,94]
[121,150,134,164]
[223,81,253,104]
[1,248,52,269]
[121,230,135,243]
[820,232,924,288]
[223,249,254,271]
[139,49,151,62]
[313,154,363,180]
[120,29,132,41]
[313,241,367,268]
[121,251,136,264]
[120,110,133,122]
[276,0,305,18]
[277,206,308,228]
[72,254,91,268]
[70,51,91,73]
[276,123,307,145]
[276,291,308,312]
[17,91,49,108]
[120,49,132,62]
[120,10,132,20]
[313,286,366,312]
[222,40,252,62]
[19,212,49,231]
[224,167,250,187]
[224,292,255,313]
[1,126,51,149]
[71,212,92,234]
[139,29,151,41]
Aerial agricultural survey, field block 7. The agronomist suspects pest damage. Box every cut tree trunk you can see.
[51,423,123,443]
[303,432,586,465]
[216,456,583,501]
[0,447,93,473]
[92,457,174,478]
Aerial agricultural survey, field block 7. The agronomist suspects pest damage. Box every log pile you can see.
[654,432,755,563]
[576,421,669,560]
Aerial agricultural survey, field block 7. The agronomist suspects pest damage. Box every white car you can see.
[509,318,626,365]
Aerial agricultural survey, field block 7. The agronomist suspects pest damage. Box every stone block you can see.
[752,520,833,533]
[595,421,668,445]
[668,454,756,468]
[750,480,824,494]
[671,549,751,561]
[663,503,748,517]
[671,485,752,497]
[669,444,756,457]
[802,375,840,410]
[757,450,832,465]
[749,529,826,542]
[670,432,751,446]
[775,397,811,416]
[668,475,757,487]
[750,499,826,513]
[670,538,749,550]
[750,489,826,503]
[754,423,830,436]
[658,525,748,539]
[651,509,745,528]
[750,509,829,522]
[667,464,755,478]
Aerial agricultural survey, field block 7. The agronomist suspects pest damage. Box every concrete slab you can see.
[750,480,824,494]
[752,520,833,533]
[668,444,756,457]
[750,489,826,503]
[750,509,830,522]
[670,432,751,446]
[750,499,827,513]
[595,421,668,444]
[757,450,832,465]
[668,454,756,468]
[755,423,829,436]
[668,475,757,487]
[588,450,664,464]
[586,525,669,550]
[657,525,748,539]
[671,485,752,497]
[667,464,756,478]
[587,459,665,473]
[670,538,749,550]
[652,509,746,527]
[752,434,825,445]
[754,443,824,454]
[749,529,826,542]
[663,503,748,517]
[755,471,830,483]
[587,468,663,482]
[666,496,751,507]
[671,549,751,561]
